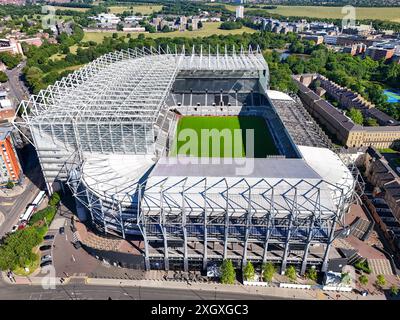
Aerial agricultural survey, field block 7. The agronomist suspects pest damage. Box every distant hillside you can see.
[261,0,400,7]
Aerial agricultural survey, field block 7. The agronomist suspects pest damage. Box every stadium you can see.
[15,46,357,273]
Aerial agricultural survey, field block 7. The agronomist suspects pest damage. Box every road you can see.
[4,60,29,107]
[0,144,45,237]
[0,281,282,300]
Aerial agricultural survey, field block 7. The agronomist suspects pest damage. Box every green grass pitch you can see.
[170,116,279,158]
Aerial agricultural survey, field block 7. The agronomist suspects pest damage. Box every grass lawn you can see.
[170,116,278,158]
[210,3,400,22]
[108,4,163,15]
[83,22,256,43]
[378,148,398,153]
[53,6,89,12]
[13,252,40,276]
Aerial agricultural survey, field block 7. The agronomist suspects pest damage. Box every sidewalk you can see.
[1,271,387,300]
[0,180,27,198]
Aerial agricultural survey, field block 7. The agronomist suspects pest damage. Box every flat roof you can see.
[151,156,321,179]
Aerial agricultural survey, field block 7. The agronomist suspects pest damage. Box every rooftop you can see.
[17,47,268,126]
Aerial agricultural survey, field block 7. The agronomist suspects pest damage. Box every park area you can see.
[170,116,278,158]
[83,22,256,43]
[108,4,163,15]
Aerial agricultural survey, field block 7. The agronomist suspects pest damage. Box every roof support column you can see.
[203,182,208,271]
[242,189,252,268]
[182,185,188,272]
[223,187,229,260]
[118,202,125,239]
[263,188,274,263]
[281,188,297,273]
[262,215,271,263]
[321,217,337,272]
[300,216,315,275]
[161,188,169,271]
[138,187,150,271]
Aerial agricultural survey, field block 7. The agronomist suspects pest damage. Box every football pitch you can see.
[170,116,279,158]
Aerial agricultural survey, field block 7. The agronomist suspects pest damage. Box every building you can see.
[0,91,15,122]
[15,47,356,273]
[0,124,22,186]
[365,46,395,61]
[90,13,121,29]
[294,74,400,149]
[302,35,324,45]
[235,6,244,19]
[0,38,23,55]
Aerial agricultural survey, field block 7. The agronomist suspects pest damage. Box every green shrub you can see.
[243,261,255,281]
[29,206,57,226]
[285,265,297,282]
[48,192,61,206]
[390,285,399,296]
[359,275,368,285]
[220,259,236,284]
[262,262,276,282]
[375,275,386,288]
[354,259,371,274]
[306,268,318,282]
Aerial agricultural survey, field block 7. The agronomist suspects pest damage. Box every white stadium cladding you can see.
[14,46,357,273]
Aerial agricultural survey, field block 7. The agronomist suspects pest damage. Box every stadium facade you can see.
[15,46,357,273]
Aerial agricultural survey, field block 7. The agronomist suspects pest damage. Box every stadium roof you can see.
[16,47,268,126]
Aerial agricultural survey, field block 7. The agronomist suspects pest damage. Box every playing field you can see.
[170,116,278,158]
[108,5,163,14]
[83,22,255,43]
[211,3,400,22]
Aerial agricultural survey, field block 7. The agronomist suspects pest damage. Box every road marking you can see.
[1,202,14,206]
[71,255,76,262]
[65,234,68,241]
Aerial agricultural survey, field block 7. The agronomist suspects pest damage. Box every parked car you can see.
[41,254,52,262]
[59,227,65,235]
[39,245,52,251]
[43,234,55,240]
[40,260,52,268]
[73,241,82,249]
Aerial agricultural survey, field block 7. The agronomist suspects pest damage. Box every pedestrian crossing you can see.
[368,259,393,275]
[72,231,81,243]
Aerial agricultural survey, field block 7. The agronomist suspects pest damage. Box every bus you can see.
[19,205,35,223]
[31,190,46,208]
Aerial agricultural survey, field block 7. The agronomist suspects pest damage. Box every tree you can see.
[306,268,318,282]
[341,272,351,285]
[359,275,368,286]
[346,108,363,125]
[220,259,236,284]
[243,261,255,281]
[390,285,399,297]
[49,192,60,207]
[0,71,8,83]
[375,275,386,288]
[262,262,275,282]
[6,180,14,189]
[116,22,124,32]
[219,21,243,30]
[365,117,378,127]
[285,265,297,282]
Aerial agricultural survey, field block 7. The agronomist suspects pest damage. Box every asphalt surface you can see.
[0,281,282,300]
[0,165,44,238]
[4,61,29,106]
